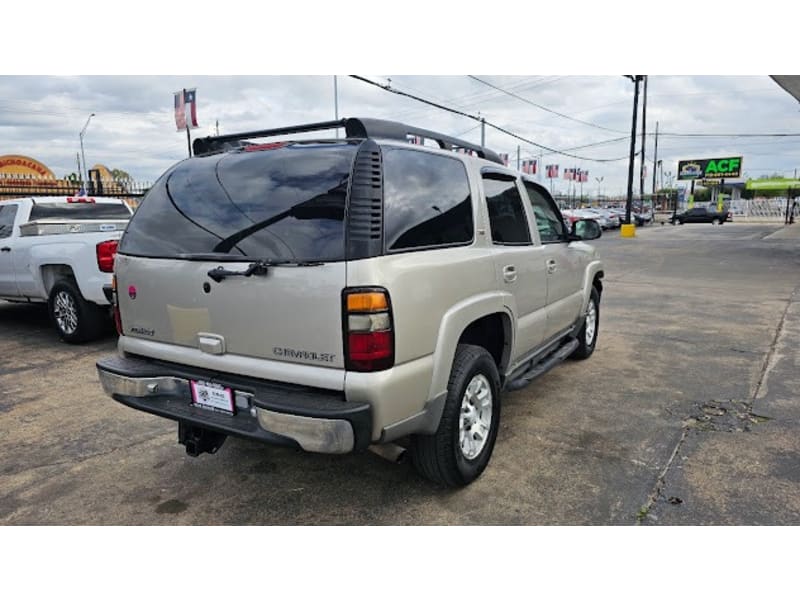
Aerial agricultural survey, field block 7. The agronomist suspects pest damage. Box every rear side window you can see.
[119,143,357,261]
[383,148,473,251]
[29,203,131,221]
[0,204,18,238]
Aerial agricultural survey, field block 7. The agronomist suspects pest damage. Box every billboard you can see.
[678,157,742,180]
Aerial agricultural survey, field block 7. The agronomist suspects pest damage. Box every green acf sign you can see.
[678,156,743,180]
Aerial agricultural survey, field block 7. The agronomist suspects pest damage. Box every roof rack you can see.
[192,117,504,165]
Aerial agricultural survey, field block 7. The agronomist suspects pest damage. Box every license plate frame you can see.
[190,380,235,415]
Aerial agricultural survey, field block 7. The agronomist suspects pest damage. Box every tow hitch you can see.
[178,422,227,457]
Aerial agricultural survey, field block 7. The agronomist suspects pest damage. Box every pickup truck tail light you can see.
[111,275,123,335]
[343,288,394,372]
[96,240,118,273]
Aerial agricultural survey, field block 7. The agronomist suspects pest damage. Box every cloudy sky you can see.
[2,1,799,199]
[1,74,798,197]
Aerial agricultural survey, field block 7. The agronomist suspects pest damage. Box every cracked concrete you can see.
[0,222,799,524]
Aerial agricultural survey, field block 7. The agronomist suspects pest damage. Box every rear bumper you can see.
[96,354,372,454]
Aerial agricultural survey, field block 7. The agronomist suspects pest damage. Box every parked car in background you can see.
[671,206,730,225]
[0,196,132,341]
[584,208,620,229]
[563,208,606,229]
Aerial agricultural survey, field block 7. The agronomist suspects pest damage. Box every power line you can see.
[349,75,629,163]
[468,75,630,135]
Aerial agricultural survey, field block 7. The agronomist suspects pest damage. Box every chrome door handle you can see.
[546,259,557,274]
[502,265,517,283]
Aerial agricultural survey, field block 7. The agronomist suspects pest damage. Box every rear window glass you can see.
[29,202,131,221]
[119,143,357,261]
[383,148,473,251]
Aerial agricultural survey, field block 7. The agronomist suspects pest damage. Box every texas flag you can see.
[546,164,559,178]
[174,88,199,131]
[564,168,575,181]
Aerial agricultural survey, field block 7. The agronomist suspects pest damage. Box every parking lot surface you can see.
[1,222,799,525]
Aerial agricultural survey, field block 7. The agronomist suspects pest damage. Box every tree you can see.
[111,168,132,182]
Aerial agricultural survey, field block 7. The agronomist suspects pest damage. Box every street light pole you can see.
[595,176,604,201]
[79,113,95,190]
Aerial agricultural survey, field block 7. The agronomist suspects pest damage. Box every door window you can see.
[522,181,567,243]
[482,174,531,245]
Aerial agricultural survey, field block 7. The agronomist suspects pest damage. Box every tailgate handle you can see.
[198,333,226,355]
[207,261,269,283]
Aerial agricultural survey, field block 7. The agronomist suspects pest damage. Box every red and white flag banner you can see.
[174,88,199,131]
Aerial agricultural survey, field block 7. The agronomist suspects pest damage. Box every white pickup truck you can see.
[0,196,132,342]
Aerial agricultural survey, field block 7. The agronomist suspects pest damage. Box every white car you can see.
[0,196,133,341]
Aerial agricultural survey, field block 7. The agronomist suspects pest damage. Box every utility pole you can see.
[215,119,219,136]
[625,76,642,225]
[480,117,485,147]
[516,145,520,171]
[652,121,659,197]
[639,76,648,206]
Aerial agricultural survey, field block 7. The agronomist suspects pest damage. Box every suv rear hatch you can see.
[116,142,358,375]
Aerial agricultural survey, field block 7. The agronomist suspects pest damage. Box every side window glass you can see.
[482,175,531,245]
[0,205,18,239]
[523,181,566,243]
[383,148,473,251]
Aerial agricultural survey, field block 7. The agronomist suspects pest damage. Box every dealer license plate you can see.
[190,380,234,414]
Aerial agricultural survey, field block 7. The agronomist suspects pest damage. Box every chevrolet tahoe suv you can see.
[97,118,604,487]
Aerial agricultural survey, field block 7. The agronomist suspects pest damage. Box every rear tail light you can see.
[343,288,394,372]
[111,275,123,336]
[96,240,118,273]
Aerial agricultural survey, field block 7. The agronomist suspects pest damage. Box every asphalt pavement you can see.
[1,222,799,525]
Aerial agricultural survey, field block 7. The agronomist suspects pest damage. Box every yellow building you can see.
[0,154,132,199]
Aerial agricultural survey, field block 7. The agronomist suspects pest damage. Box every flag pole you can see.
[186,125,192,157]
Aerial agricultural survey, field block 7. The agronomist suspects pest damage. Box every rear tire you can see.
[410,344,501,487]
[571,287,600,360]
[48,280,106,343]
[712,217,720,225]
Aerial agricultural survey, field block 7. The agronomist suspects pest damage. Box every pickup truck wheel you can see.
[48,280,106,343]
[410,344,501,487]
[571,287,600,360]
[711,217,720,225]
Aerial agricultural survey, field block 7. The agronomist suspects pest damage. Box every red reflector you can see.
[244,142,287,152]
[96,240,118,273]
[348,331,393,371]
[113,303,123,335]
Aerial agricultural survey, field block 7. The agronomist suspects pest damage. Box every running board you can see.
[505,338,580,392]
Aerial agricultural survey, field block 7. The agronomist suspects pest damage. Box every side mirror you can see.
[572,218,602,240]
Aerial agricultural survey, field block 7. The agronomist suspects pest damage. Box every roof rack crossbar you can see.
[192,117,504,165]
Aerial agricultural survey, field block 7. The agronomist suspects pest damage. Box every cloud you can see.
[0,75,798,195]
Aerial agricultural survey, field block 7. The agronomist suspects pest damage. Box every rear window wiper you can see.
[204,258,324,282]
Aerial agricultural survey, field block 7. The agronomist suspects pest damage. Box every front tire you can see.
[411,344,501,487]
[48,280,106,343]
[711,217,720,225]
[571,286,600,360]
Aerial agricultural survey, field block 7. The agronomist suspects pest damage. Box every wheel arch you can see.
[426,292,515,412]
